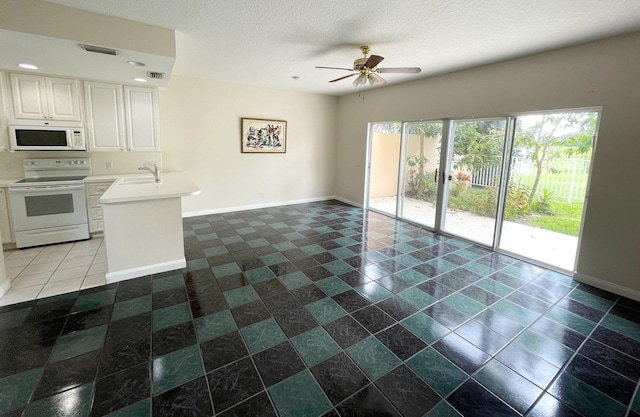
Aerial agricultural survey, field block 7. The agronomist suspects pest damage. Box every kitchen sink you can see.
[119,176,160,185]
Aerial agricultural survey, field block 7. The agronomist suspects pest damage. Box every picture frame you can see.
[241,118,287,153]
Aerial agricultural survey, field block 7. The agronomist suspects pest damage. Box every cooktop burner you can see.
[15,176,88,183]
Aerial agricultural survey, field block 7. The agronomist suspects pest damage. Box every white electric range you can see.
[8,158,91,248]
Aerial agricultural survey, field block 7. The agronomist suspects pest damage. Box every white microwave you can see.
[9,120,86,151]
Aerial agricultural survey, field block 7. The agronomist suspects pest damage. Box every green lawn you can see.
[507,159,589,236]
[510,158,590,203]
[449,187,585,237]
[520,200,584,236]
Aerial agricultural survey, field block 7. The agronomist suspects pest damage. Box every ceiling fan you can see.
[316,45,421,87]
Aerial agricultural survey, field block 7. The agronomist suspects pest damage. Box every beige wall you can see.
[159,75,338,214]
[369,133,400,199]
[369,133,440,199]
[335,32,640,296]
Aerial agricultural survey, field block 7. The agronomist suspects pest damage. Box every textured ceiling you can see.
[38,0,640,95]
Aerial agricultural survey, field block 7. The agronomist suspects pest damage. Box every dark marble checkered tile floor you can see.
[1,200,640,417]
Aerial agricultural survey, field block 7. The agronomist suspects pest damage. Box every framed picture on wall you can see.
[241,118,287,153]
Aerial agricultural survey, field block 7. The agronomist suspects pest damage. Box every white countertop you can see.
[84,174,122,183]
[100,172,200,204]
[0,179,20,186]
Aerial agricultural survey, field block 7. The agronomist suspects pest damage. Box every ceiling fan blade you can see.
[329,73,357,83]
[369,73,387,86]
[315,66,354,71]
[364,54,384,69]
[377,67,422,73]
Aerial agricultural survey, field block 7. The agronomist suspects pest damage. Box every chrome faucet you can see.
[138,163,160,182]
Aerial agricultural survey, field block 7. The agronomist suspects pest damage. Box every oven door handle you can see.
[9,185,85,192]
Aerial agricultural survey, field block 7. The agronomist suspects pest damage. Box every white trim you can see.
[182,195,342,217]
[333,195,362,208]
[0,279,11,299]
[106,258,186,283]
[574,272,640,302]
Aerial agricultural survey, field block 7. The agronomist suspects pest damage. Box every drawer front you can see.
[90,219,104,233]
[88,182,113,195]
[90,195,103,208]
[90,206,104,220]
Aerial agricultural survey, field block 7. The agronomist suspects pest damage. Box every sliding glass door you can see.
[366,123,401,216]
[365,109,598,272]
[498,111,599,270]
[399,121,443,228]
[441,118,508,246]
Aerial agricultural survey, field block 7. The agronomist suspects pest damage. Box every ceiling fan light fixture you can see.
[316,45,420,90]
[353,73,367,88]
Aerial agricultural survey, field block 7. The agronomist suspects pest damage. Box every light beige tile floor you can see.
[0,238,107,306]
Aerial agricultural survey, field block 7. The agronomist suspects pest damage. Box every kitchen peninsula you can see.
[99,172,200,283]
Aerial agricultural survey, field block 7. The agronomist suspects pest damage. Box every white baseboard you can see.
[574,272,640,302]
[106,259,186,283]
[0,279,11,299]
[333,195,362,208]
[183,195,339,218]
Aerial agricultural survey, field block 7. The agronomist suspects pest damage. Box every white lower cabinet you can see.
[86,181,114,233]
[0,187,14,244]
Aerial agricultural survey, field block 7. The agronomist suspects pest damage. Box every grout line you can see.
[0,238,107,305]
[522,293,621,415]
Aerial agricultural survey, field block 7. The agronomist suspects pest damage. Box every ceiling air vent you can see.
[147,71,165,80]
[79,44,118,56]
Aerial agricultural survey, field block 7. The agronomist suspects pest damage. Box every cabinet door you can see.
[84,82,126,151]
[0,72,9,151]
[124,86,159,151]
[10,73,48,119]
[45,77,82,121]
[0,188,13,244]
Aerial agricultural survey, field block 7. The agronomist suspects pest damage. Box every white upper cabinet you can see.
[0,71,9,151]
[84,82,160,152]
[84,81,126,151]
[46,77,82,120]
[10,73,81,121]
[124,86,160,151]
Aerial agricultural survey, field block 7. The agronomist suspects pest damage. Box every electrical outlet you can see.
[106,161,113,169]
[261,191,265,198]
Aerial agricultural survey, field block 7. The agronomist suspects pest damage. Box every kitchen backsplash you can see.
[0,151,163,178]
